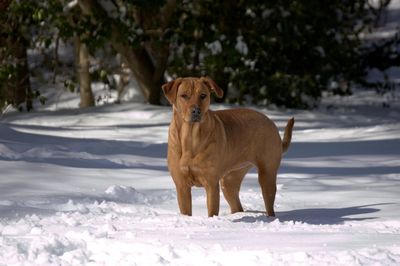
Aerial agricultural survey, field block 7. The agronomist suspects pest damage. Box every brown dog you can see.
[162,77,294,217]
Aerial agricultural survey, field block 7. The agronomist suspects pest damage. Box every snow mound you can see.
[104,185,149,204]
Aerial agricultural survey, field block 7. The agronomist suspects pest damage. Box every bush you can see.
[1,0,394,110]
[167,0,387,108]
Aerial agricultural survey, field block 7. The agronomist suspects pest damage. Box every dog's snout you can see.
[191,107,202,122]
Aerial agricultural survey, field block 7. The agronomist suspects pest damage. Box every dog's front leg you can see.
[176,185,192,216]
[205,182,220,217]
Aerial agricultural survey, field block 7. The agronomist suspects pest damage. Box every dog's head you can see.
[162,77,224,123]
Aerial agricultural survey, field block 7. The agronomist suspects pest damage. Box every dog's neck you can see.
[171,109,214,160]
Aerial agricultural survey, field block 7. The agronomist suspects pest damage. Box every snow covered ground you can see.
[0,87,399,265]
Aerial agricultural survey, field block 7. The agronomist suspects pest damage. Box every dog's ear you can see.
[162,78,182,105]
[201,77,224,98]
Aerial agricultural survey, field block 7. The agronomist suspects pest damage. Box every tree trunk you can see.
[2,25,32,111]
[77,0,176,105]
[0,0,12,12]
[74,36,94,108]
[110,37,160,104]
[147,44,170,105]
[15,42,32,110]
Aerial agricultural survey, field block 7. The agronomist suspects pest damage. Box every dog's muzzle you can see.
[191,107,202,122]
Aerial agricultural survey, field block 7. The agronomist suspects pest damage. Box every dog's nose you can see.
[192,107,201,115]
[191,107,201,122]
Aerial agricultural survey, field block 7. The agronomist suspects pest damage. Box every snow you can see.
[1,0,400,263]
[235,36,248,55]
[0,86,399,265]
[206,41,222,55]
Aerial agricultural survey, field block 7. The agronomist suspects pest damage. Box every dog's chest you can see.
[179,157,213,187]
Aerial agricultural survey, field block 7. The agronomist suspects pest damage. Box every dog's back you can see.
[214,108,282,145]
[211,108,284,166]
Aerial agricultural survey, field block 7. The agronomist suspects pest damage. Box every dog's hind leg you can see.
[257,162,279,217]
[220,166,251,214]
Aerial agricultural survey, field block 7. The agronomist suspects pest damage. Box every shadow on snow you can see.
[233,204,390,225]
[0,122,167,170]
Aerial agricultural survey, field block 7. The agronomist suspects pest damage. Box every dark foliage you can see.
[0,0,397,110]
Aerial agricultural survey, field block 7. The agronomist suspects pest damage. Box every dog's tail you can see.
[282,117,295,154]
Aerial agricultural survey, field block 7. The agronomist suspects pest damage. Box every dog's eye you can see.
[180,94,189,100]
[200,94,207,100]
